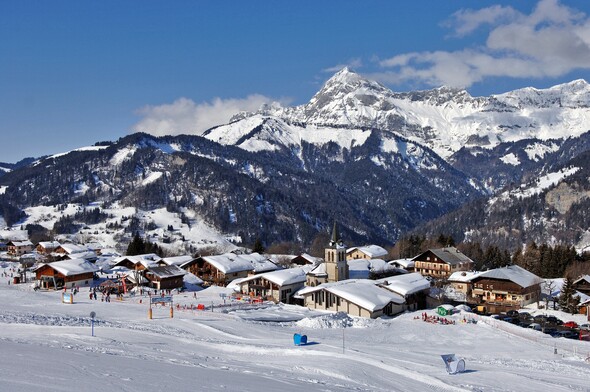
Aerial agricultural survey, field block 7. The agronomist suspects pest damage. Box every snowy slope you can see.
[2,265,590,391]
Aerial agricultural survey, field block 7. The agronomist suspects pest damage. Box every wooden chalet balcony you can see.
[250,283,271,290]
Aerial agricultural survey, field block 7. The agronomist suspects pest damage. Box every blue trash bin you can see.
[293,333,307,346]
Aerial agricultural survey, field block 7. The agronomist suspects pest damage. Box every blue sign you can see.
[150,295,173,304]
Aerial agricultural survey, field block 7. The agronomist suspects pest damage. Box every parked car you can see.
[543,327,557,335]
[506,310,519,317]
[579,324,590,331]
[563,321,579,329]
[534,315,549,323]
[528,323,542,331]
[552,330,578,339]
[547,316,562,325]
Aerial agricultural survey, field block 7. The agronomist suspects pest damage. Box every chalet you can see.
[388,258,415,272]
[233,266,310,304]
[573,275,590,296]
[378,272,431,311]
[346,245,388,260]
[413,247,474,279]
[34,258,99,289]
[470,265,543,312]
[182,252,277,287]
[297,279,405,319]
[85,242,104,255]
[144,265,186,290]
[306,262,328,287]
[290,253,322,266]
[447,271,481,303]
[7,240,33,256]
[111,253,163,272]
[57,250,98,263]
[54,243,89,255]
[35,241,61,255]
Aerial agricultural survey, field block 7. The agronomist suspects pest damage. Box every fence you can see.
[476,314,590,360]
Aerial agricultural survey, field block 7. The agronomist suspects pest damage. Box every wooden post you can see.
[170,306,174,318]
[148,307,152,320]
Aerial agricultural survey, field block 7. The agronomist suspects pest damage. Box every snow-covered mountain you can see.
[206,68,590,160]
[1,69,590,253]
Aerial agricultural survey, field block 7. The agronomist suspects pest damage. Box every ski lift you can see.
[441,354,465,374]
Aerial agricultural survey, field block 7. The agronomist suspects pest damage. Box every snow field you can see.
[2,262,590,391]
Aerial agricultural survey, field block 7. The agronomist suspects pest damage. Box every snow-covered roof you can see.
[292,253,322,265]
[448,270,481,283]
[413,247,474,266]
[347,245,388,258]
[162,255,194,266]
[378,272,431,296]
[183,272,203,286]
[238,266,311,287]
[57,243,89,254]
[348,259,390,279]
[239,253,278,273]
[573,275,590,285]
[85,242,104,250]
[147,265,186,279]
[299,280,405,311]
[474,265,543,288]
[576,291,590,305]
[388,258,415,269]
[8,240,33,247]
[42,258,99,276]
[113,253,162,268]
[37,241,61,249]
[65,250,97,261]
[307,262,327,276]
[438,304,455,311]
[201,252,276,274]
[98,248,121,257]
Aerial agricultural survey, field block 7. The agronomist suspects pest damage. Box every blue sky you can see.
[1,0,590,162]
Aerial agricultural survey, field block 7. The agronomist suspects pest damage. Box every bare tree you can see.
[543,280,556,310]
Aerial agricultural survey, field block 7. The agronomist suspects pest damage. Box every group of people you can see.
[417,312,457,325]
[88,287,99,301]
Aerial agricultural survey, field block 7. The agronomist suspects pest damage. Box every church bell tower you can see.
[325,222,348,282]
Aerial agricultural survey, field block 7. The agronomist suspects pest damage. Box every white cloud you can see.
[378,0,590,89]
[444,4,519,37]
[132,95,279,136]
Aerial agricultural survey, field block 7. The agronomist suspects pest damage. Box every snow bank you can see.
[296,312,379,329]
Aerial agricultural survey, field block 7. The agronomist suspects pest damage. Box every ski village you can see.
[2,216,590,390]
[3,66,590,390]
[5,1,590,388]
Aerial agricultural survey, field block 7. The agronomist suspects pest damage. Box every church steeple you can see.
[329,221,341,247]
[325,221,348,282]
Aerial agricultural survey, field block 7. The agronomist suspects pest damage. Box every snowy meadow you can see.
[1,262,590,391]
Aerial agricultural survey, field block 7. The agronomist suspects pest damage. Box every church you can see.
[296,223,429,318]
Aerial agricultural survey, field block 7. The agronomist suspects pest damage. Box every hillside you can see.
[417,149,590,253]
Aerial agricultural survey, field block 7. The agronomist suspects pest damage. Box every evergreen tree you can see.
[558,276,580,314]
[126,233,144,256]
[252,238,265,254]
